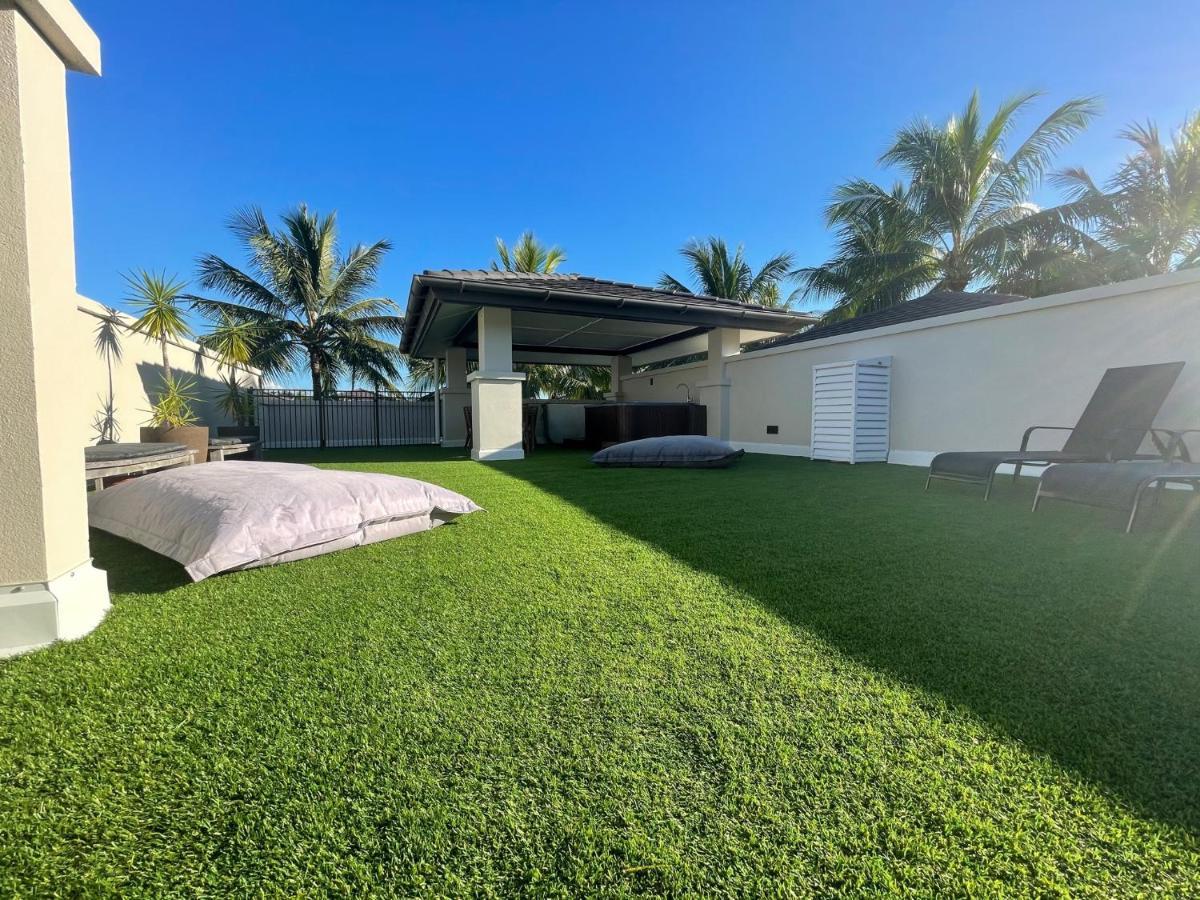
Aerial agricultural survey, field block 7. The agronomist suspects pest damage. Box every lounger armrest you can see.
[1163,429,1200,463]
[1100,426,1178,461]
[1019,425,1074,452]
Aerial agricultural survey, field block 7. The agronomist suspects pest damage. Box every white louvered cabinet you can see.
[810,357,892,463]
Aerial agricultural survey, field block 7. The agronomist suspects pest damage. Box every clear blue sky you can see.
[69,0,1199,379]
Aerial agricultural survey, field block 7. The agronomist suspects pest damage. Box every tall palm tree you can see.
[1054,113,1200,278]
[795,184,938,321]
[658,237,797,307]
[187,205,404,399]
[801,90,1099,317]
[492,231,566,274]
[124,270,191,375]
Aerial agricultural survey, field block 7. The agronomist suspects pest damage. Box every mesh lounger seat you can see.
[1034,461,1200,533]
[1033,429,1200,532]
[926,362,1184,499]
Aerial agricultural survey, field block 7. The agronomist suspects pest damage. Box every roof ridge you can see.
[418,268,800,313]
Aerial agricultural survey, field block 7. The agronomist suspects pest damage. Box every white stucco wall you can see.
[0,7,95,584]
[77,297,262,442]
[619,270,1200,464]
[618,360,707,403]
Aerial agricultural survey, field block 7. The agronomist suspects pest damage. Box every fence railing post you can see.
[317,393,327,448]
[374,391,381,447]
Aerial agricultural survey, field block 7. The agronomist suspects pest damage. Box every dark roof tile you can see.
[419,269,802,315]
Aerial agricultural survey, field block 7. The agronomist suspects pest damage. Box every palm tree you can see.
[187,205,404,400]
[658,237,797,307]
[1054,113,1200,278]
[801,90,1099,317]
[795,184,938,321]
[124,270,191,375]
[492,231,566,274]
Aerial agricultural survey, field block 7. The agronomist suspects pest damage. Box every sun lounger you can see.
[1033,430,1200,532]
[926,362,1184,499]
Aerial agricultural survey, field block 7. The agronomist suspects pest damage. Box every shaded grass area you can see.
[2,447,1200,895]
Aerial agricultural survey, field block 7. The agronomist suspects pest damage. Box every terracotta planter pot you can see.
[158,425,210,464]
[139,426,163,443]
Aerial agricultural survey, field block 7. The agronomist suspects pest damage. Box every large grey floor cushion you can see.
[88,461,481,580]
[591,435,744,468]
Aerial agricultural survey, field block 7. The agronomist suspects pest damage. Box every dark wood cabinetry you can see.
[584,402,707,448]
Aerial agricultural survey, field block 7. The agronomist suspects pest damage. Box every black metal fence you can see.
[257,389,438,449]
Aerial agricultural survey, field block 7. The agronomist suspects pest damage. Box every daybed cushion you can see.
[591,435,745,468]
[87,461,481,581]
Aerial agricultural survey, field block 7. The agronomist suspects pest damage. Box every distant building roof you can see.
[747,290,1029,350]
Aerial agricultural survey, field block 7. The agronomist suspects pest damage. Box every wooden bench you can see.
[208,438,261,462]
[85,442,194,491]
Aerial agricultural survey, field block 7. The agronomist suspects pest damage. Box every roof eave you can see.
[401,272,814,357]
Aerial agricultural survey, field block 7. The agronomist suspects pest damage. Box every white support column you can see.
[697,328,739,442]
[432,357,442,444]
[605,355,633,401]
[468,307,526,460]
[0,0,109,657]
[440,347,470,448]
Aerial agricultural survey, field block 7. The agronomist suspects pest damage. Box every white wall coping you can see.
[13,0,100,75]
[731,268,1200,364]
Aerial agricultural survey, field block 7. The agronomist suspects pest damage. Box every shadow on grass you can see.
[489,449,1200,835]
[90,530,192,594]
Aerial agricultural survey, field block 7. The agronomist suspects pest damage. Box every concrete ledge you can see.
[467,370,527,384]
[471,447,524,461]
[886,449,937,468]
[735,441,810,457]
[13,0,101,74]
[0,558,110,658]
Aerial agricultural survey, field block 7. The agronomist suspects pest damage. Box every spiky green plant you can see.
[215,374,256,427]
[124,270,191,375]
[658,237,797,307]
[147,373,200,429]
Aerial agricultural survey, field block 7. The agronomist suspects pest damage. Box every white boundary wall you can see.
[77,296,261,443]
[619,270,1200,467]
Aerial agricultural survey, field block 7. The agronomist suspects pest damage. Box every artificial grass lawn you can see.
[3,449,1200,896]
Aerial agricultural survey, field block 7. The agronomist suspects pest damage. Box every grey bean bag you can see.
[591,435,744,468]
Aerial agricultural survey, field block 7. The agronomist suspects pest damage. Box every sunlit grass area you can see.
[3,448,1199,895]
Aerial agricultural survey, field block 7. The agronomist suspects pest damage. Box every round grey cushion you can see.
[591,435,744,468]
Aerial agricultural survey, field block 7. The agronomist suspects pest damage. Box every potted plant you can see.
[124,269,201,444]
[215,374,259,440]
[145,374,209,463]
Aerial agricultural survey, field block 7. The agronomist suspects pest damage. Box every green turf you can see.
[3,448,1200,896]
